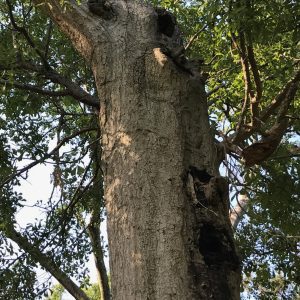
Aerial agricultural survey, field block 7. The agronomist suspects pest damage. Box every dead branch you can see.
[230,194,249,230]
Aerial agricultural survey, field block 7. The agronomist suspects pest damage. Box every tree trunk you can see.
[36,1,241,298]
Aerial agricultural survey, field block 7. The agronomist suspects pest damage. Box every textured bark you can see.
[94,8,241,297]
[35,1,241,299]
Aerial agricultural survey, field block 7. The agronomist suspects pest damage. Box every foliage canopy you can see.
[0,0,299,299]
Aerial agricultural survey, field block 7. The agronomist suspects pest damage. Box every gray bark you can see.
[34,1,241,298]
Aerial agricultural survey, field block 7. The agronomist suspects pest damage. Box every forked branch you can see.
[261,69,300,122]
[1,60,99,108]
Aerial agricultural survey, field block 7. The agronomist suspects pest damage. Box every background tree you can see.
[0,0,299,299]
[46,284,65,300]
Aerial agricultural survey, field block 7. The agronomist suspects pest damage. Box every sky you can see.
[13,162,108,299]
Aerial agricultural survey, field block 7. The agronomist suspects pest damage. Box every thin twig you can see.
[6,0,50,69]
[207,82,226,98]
[0,79,70,97]
[184,24,207,51]
[44,19,53,59]
[1,127,97,188]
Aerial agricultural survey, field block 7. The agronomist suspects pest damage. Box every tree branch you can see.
[32,0,101,61]
[7,61,99,108]
[184,24,207,52]
[230,69,300,146]
[242,118,289,167]
[0,79,70,97]
[6,0,50,69]
[231,32,254,142]
[4,224,90,300]
[244,0,262,126]
[3,2,100,109]
[247,42,262,116]
[207,82,226,98]
[44,69,100,108]
[44,19,54,60]
[230,194,249,230]
[78,132,110,300]
[261,69,300,122]
[0,127,97,188]
[68,158,110,299]
[87,215,111,300]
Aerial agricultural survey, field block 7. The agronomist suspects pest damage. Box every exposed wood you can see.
[230,194,249,230]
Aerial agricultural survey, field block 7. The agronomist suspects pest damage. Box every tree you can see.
[0,0,299,299]
[46,284,65,300]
